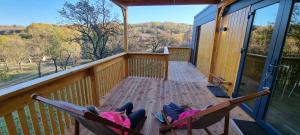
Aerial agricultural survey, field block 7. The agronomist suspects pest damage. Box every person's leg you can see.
[116,102,133,116]
[169,102,184,113]
[163,105,180,121]
[128,109,146,129]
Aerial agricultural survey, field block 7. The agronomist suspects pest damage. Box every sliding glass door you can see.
[263,1,300,134]
[235,0,300,134]
[235,0,281,115]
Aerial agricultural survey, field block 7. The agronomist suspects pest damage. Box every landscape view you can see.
[0,0,193,89]
[1,0,300,135]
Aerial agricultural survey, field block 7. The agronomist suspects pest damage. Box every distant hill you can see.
[0,22,192,53]
[127,22,192,51]
[130,22,192,34]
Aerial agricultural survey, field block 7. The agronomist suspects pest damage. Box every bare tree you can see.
[59,0,120,60]
[145,31,168,53]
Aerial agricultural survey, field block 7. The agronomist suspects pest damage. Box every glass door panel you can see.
[238,3,279,108]
[265,2,300,134]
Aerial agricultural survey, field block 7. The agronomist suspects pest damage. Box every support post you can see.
[164,56,169,80]
[124,55,129,77]
[208,6,224,83]
[164,47,169,80]
[208,0,237,83]
[122,7,128,52]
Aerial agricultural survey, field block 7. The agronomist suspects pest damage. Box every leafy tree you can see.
[46,26,81,72]
[0,35,28,71]
[7,35,28,71]
[59,0,120,60]
[285,4,300,57]
[248,25,273,55]
[25,23,53,77]
[0,36,11,71]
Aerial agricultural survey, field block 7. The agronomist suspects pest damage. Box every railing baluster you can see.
[103,68,108,95]
[17,108,30,135]
[130,59,133,76]
[97,71,103,100]
[62,88,71,127]
[156,59,159,78]
[48,95,59,135]
[108,66,113,91]
[28,103,41,135]
[71,82,78,105]
[135,58,138,77]
[143,58,146,77]
[67,85,75,126]
[54,92,65,134]
[146,58,149,77]
[81,78,88,106]
[85,77,92,105]
[76,81,83,106]
[38,103,51,135]
[4,113,17,135]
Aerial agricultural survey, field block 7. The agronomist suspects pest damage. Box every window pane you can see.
[265,2,300,134]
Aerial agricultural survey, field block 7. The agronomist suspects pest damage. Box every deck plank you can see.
[64,61,252,135]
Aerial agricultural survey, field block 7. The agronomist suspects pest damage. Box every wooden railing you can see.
[0,53,127,135]
[0,47,191,135]
[127,47,169,80]
[168,47,191,62]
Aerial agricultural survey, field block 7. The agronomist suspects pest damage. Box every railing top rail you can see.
[0,53,126,99]
[127,52,168,56]
[168,47,191,49]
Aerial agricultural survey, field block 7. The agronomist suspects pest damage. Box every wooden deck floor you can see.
[66,62,252,135]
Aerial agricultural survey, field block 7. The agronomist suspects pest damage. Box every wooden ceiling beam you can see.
[111,0,127,9]
[111,0,217,6]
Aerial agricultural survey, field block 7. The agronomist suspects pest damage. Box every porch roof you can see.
[111,0,217,7]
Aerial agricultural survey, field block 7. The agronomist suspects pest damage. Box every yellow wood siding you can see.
[213,7,250,94]
[196,20,216,77]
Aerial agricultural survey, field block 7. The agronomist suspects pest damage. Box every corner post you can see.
[208,6,223,83]
[124,54,129,77]
[208,0,236,82]
[164,56,169,80]
[89,67,100,106]
[122,7,128,52]
[164,47,169,80]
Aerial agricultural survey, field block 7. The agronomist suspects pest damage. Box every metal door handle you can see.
[240,48,246,54]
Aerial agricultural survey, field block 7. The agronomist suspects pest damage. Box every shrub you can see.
[0,70,9,81]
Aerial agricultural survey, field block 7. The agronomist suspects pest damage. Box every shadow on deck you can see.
[66,61,252,135]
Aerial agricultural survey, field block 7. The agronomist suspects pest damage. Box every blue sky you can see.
[0,0,207,26]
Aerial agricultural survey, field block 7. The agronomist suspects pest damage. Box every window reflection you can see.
[265,2,300,134]
[238,3,279,108]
